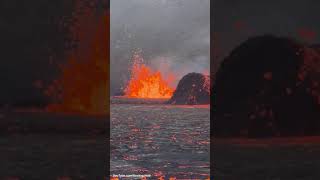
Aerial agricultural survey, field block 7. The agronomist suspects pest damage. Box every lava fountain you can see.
[124,52,175,99]
[45,2,109,115]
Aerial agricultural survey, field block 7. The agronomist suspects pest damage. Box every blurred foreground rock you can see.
[213,35,320,137]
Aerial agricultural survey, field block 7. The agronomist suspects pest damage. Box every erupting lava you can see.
[124,52,175,99]
[45,3,109,115]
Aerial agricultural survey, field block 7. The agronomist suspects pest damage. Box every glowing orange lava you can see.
[124,53,175,99]
[45,4,109,115]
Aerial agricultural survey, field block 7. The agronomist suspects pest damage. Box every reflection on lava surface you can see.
[110,100,210,179]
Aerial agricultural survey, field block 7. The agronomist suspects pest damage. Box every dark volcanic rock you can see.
[213,34,320,137]
[168,72,210,105]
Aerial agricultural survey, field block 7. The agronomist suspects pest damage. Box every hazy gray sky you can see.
[213,0,320,72]
[110,0,210,95]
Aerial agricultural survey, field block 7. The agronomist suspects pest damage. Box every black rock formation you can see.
[168,72,210,105]
[213,34,320,137]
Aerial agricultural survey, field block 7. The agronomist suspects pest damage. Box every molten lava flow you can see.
[124,53,175,99]
[45,4,109,115]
